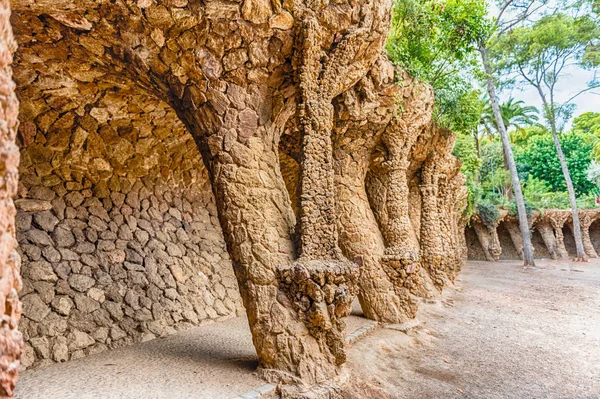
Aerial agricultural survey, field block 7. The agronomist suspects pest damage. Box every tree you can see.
[573,112,600,135]
[516,132,595,195]
[494,11,600,260]
[477,0,546,267]
[572,112,600,159]
[481,97,540,134]
[387,0,488,135]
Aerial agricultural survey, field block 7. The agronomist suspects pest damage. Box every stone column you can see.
[504,220,525,260]
[0,1,22,396]
[579,213,597,258]
[377,120,424,316]
[537,220,559,259]
[549,213,569,259]
[419,154,446,290]
[335,147,415,323]
[334,61,420,323]
[472,219,502,262]
[182,97,352,383]
[438,165,467,281]
[176,1,392,385]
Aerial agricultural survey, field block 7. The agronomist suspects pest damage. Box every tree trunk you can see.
[479,44,535,267]
[548,124,587,261]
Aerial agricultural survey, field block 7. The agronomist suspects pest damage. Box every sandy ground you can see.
[15,305,371,399]
[345,259,600,399]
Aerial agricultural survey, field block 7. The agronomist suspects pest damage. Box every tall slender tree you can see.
[477,0,548,267]
[494,11,600,260]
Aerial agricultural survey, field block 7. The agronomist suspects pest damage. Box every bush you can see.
[477,202,500,227]
[515,132,595,195]
[508,200,534,217]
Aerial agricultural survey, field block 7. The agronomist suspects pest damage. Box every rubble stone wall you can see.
[0,1,23,395]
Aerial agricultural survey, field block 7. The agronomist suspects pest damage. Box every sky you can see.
[488,0,600,129]
[504,67,599,129]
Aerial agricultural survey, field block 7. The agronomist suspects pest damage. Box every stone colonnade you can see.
[0,0,469,394]
[466,209,600,261]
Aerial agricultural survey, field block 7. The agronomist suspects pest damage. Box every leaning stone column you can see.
[548,212,569,259]
[579,212,598,258]
[376,118,426,316]
[419,154,446,289]
[419,129,458,290]
[537,219,559,259]
[335,146,413,323]
[334,60,418,323]
[437,163,467,281]
[0,2,22,396]
[278,7,392,373]
[180,2,393,385]
[504,218,525,260]
[472,217,502,262]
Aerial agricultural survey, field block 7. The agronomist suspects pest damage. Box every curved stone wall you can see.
[12,12,243,369]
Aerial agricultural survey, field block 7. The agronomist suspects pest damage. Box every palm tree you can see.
[481,97,540,134]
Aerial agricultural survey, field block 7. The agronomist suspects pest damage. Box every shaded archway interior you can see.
[12,11,244,368]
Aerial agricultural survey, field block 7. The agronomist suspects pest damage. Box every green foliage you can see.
[477,202,501,227]
[453,133,481,181]
[508,199,534,217]
[516,132,595,195]
[453,133,483,216]
[478,140,513,201]
[572,112,600,160]
[388,0,600,219]
[481,97,540,133]
[388,0,490,80]
[522,176,553,207]
[573,112,600,135]
[387,0,490,134]
[434,78,485,134]
[510,125,547,146]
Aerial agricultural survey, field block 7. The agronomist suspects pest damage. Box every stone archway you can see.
[465,225,487,260]
[497,222,519,260]
[13,47,244,368]
[7,0,399,387]
[530,228,551,259]
[0,0,472,394]
[562,224,577,257]
[11,9,256,372]
[590,219,600,255]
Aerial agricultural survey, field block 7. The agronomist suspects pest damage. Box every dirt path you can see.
[15,259,600,398]
[14,308,372,399]
[345,259,600,399]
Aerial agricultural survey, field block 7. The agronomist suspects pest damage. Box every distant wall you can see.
[466,210,600,261]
